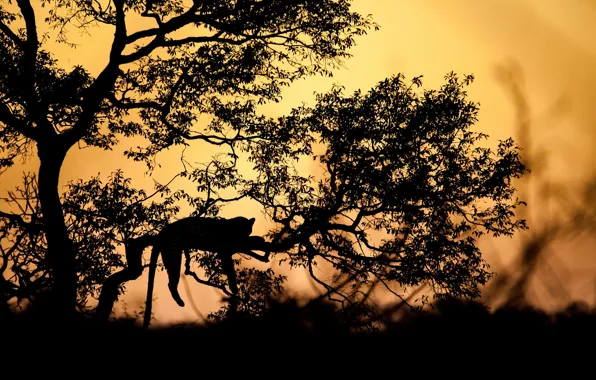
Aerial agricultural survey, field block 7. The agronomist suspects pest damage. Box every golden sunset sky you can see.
[4,0,596,323]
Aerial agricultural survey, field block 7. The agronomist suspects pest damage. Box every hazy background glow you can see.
[3,0,595,323]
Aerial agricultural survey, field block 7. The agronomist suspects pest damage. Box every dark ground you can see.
[2,297,595,372]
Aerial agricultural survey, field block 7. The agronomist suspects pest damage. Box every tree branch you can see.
[0,20,24,48]
[95,234,153,320]
[108,96,161,111]
[125,3,201,45]
[0,210,30,229]
[65,0,127,148]
[122,5,303,64]
[15,0,49,134]
[0,101,39,140]
[184,253,232,297]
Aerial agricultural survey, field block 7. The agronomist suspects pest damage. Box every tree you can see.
[0,0,375,318]
[0,1,528,323]
[230,73,528,321]
[0,170,179,316]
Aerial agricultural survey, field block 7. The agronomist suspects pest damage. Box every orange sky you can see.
[3,1,596,323]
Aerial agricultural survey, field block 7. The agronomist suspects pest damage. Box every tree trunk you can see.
[95,235,152,321]
[37,145,76,318]
[222,254,239,320]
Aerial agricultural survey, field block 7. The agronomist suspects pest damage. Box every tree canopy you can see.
[0,1,528,324]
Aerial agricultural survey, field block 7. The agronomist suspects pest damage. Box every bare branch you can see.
[0,210,30,229]
[184,250,231,296]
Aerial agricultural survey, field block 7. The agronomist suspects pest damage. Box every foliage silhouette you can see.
[0,1,529,324]
[0,0,375,317]
[241,73,528,308]
[0,170,179,315]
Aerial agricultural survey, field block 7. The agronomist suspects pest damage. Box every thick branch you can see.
[95,234,154,320]
[0,20,24,48]
[65,0,127,148]
[0,102,38,140]
[15,0,37,69]
[15,0,49,133]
